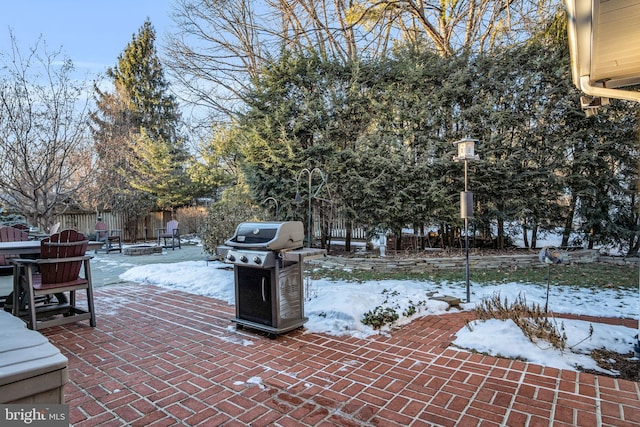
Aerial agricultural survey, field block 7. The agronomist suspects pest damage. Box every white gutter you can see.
[579,76,640,103]
[566,0,640,103]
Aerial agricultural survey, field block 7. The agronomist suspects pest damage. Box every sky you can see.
[114,244,640,378]
[0,0,176,76]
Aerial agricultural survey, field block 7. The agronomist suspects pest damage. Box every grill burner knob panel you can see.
[224,249,278,268]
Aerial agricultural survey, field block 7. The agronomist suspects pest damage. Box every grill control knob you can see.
[240,255,248,263]
[226,253,235,262]
[253,256,262,264]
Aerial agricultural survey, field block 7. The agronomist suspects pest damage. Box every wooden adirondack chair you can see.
[157,219,181,250]
[48,222,61,235]
[95,219,122,253]
[0,226,29,274]
[11,229,96,330]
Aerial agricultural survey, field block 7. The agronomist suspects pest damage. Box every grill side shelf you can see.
[281,248,327,262]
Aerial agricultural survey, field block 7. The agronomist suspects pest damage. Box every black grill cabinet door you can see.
[236,267,273,326]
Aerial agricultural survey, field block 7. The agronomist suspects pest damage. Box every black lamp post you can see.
[453,138,480,303]
[294,168,326,248]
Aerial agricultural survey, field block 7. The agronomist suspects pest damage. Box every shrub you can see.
[176,206,207,235]
[200,200,268,254]
[360,289,429,330]
[362,306,399,330]
[473,293,569,350]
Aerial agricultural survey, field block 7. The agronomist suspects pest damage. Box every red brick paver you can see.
[43,284,640,426]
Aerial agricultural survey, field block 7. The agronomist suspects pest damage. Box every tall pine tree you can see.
[91,19,191,232]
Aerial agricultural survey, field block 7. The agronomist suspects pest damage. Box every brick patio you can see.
[42,284,640,426]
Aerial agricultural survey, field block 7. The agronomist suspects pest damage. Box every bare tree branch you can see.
[347,0,560,56]
[165,0,396,121]
[0,33,94,229]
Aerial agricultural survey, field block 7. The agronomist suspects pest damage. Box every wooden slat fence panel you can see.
[56,211,167,242]
[54,206,363,243]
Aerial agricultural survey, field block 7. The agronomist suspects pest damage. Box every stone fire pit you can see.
[123,245,163,256]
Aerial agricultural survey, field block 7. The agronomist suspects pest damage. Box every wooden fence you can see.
[54,206,365,243]
[54,207,207,242]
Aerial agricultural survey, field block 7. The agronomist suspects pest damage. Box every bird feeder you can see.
[453,138,480,162]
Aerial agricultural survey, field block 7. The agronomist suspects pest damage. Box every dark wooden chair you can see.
[10,229,96,330]
[0,226,29,275]
[157,219,181,250]
[95,220,122,253]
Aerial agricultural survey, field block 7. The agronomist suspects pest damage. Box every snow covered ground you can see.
[120,255,639,377]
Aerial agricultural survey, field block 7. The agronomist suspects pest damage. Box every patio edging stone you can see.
[308,249,604,272]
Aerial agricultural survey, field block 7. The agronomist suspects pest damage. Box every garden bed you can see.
[311,249,601,272]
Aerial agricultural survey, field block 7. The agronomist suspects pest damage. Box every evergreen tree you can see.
[239,51,389,248]
[129,129,192,209]
[239,52,336,230]
[187,123,242,202]
[468,40,569,249]
[562,108,639,252]
[91,19,191,227]
[212,13,639,254]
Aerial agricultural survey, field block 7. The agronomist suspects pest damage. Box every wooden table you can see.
[0,240,104,256]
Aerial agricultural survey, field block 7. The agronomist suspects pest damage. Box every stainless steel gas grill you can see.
[216,221,325,336]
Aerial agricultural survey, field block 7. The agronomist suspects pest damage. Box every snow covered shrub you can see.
[475,293,568,351]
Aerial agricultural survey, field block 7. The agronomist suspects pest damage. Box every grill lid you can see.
[225,221,304,250]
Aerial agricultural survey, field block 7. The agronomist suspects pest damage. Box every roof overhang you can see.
[565,0,640,105]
